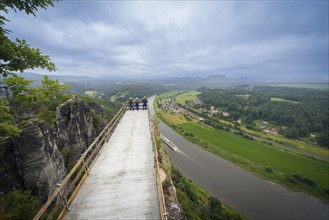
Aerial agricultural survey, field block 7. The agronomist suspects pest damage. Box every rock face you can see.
[163,180,187,220]
[0,98,103,203]
[56,98,97,165]
[0,119,66,203]
[89,101,104,117]
[0,138,25,194]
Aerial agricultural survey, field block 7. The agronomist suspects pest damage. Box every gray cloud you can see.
[5,1,328,80]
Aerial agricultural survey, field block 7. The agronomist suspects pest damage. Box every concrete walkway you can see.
[64,110,160,219]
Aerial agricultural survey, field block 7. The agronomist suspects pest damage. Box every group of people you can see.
[129,96,148,110]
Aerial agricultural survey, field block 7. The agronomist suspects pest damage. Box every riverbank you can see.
[154,93,329,203]
[150,104,246,219]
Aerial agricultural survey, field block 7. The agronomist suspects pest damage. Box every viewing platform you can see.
[63,109,160,219]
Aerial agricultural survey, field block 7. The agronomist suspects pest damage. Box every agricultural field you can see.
[179,122,328,189]
[155,91,178,100]
[238,125,329,157]
[158,110,187,125]
[84,90,96,96]
[176,91,201,105]
[270,97,301,104]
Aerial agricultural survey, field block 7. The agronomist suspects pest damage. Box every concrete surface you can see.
[64,110,160,219]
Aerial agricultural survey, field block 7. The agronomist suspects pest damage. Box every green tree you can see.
[2,76,36,116]
[1,1,58,136]
[40,75,68,98]
[0,97,20,137]
[38,75,69,106]
[35,76,69,124]
[0,0,58,77]
[0,190,40,220]
[317,133,329,149]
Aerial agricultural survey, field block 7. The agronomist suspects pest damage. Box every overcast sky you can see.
[5,1,329,81]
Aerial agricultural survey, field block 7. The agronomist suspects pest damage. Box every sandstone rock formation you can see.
[0,138,25,194]
[0,119,66,203]
[56,98,97,165]
[0,98,103,203]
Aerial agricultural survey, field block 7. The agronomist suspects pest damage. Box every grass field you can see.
[84,90,96,96]
[155,91,178,104]
[179,122,329,188]
[269,83,328,91]
[159,110,187,125]
[270,97,301,104]
[176,91,201,105]
[239,125,329,157]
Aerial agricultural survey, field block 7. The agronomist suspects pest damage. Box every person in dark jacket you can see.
[135,97,139,110]
[129,97,134,110]
[142,96,148,110]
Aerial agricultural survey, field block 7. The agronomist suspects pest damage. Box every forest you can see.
[198,86,328,148]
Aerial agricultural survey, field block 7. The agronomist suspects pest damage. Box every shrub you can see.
[303,177,316,187]
[323,187,329,195]
[0,190,40,220]
[60,146,72,167]
[290,173,317,187]
[291,173,303,181]
[242,134,254,140]
[287,176,297,184]
[91,109,104,134]
[246,125,254,130]
[265,166,273,173]
[186,132,194,137]
[207,197,223,219]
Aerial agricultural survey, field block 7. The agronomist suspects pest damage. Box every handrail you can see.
[33,105,126,220]
[148,108,168,220]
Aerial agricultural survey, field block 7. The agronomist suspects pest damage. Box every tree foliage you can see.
[0,75,69,136]
[0,97,20,137]
[0,37,56,77]
[0,190,40,220]
[198,87,329,148]
[0,0,58,77]
[2,76,36,117]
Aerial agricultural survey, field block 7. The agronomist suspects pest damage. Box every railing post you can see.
[82,155,89,173]
[56,183,70,211]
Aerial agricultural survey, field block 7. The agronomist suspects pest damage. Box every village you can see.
[158,96,282,137]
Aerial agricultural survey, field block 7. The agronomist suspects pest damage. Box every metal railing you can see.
[33,105,126,220]
[148,108,168,220]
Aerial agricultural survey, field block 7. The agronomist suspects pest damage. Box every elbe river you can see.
[149,96,329,220]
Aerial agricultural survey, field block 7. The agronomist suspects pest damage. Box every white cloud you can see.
[4,1,328,80]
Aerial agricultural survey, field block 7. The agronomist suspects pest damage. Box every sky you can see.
[5,0,329,81]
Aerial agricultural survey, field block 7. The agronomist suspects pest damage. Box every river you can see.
[149,96,329,220]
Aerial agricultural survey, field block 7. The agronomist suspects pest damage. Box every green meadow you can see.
[84,90,96,96]
[270,97,301,104]
[176,91,201,105]
[179,122,328,188]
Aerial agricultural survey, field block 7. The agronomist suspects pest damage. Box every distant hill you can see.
[15,72,99,86]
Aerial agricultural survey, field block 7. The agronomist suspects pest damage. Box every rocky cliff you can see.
[0,119,66,203]
[56,98,97,165]
[0,98,104,203]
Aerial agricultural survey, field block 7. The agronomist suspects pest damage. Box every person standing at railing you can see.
[129,97,134,110]
[142,96,148,110]
[135,97,140,110]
